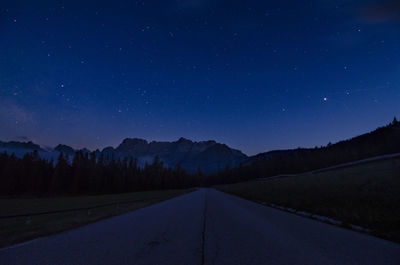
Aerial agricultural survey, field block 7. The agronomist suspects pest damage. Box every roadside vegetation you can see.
[0,189,193,247]
[217,157,400,242]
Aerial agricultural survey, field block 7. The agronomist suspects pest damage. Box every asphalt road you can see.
[1,188,400,265]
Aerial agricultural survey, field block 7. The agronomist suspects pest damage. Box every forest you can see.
[0,151,204,196]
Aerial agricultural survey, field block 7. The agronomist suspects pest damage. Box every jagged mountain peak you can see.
[110,137,248,174]
[176,137,193,143]
[54,144,75,156]
[0,141,42,151]
[120,138,148,145]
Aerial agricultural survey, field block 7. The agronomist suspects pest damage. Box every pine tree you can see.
[393,116,399,125]
[51,153,71,194]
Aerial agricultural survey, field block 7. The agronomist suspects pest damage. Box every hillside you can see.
[213,118,400,183]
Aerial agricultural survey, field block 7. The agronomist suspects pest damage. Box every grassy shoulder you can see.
[0,189,193,248]
[216,157,400,242]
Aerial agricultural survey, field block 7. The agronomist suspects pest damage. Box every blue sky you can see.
[0,0,399,155]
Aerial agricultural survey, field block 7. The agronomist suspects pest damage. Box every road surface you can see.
[1,188,399,264]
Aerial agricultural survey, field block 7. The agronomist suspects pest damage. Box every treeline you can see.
[209,118,400,184]
[0,151,204,196]
[2,118,400,196]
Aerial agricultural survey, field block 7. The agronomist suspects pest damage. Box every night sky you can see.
[0,1,399,155]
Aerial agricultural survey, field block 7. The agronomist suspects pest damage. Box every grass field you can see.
[217,157,400,242]
[0,189,193,247]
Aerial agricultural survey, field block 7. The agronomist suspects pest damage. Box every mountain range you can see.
[0,137,248,174]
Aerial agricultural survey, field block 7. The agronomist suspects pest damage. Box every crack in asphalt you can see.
[135,230,169,259]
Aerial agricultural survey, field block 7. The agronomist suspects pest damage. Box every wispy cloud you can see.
[16,136,30,141]
[361,0,400,23]
[0,99,35,125]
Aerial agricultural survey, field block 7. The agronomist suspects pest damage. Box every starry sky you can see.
[0,0,399,155]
